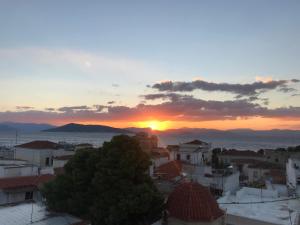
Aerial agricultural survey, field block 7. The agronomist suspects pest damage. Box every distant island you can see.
[43,123,132,133]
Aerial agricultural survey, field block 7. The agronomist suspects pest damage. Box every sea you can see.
[1,131,300,151]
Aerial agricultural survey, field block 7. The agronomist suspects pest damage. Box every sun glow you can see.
[137,120,169,131]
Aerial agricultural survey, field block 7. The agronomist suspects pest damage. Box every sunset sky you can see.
[0,1,300,130]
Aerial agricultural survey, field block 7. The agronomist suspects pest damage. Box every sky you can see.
[0,0,300,130]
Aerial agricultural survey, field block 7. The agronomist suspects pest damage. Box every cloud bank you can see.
[1,96,300,125]
[151,79,299,98]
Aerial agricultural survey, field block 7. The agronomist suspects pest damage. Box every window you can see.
[25,191,33,200]
[45,157,50,166]
[176,154,181,160]
[253,171,258,178]
[186,154,190,160]
[275,158,279,163]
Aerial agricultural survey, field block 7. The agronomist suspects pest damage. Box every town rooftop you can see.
[0,202,82,225]
[218,187,300,225]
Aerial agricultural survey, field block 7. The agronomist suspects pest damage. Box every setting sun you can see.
[137,120,170,131]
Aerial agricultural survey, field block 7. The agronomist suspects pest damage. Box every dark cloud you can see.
[16,106,34,110]
[107,101,115,104]
[57,105,91,112]
[151,79,298,97]
[45,108,55,111]
[279,87,296,93]
[112,84,119,88]
[141,93,192,102]
[93,105,107,112]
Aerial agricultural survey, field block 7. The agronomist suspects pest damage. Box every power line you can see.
[219,196,300,205]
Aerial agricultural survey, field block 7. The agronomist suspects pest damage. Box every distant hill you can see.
[0,122,55,132]
[0,124,15,132]
[125,127,153,133]
[156,128,300,147]
[43,123,132,133]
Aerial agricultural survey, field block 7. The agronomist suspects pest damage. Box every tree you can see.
[42,149,99,217]
[90,135,164,225]
[42,135,164,225]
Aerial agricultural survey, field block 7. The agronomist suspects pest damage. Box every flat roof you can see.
[218,188,300,225]
[0,203,81,225]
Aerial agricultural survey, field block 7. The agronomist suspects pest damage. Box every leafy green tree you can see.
[42,135,164,225]
[90,135,164,225]
[42,149,99,217]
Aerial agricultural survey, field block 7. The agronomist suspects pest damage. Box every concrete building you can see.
[0,174,54,205]
[169,140,212,166]
[152,160,183,195]
[188,166,239,195]
[0,163,39,178]
[166,181,225,225]
[53,155,73,168]
[15,141,74,168]
[75,143,93,151]
[219,149,265,165]
[286,157,300,193]
[151,148,170,167]
[232,159,284,184]
[0,146,14,159]
[210,170,240,196]
[264,149,291,166]
[134,132,158,152]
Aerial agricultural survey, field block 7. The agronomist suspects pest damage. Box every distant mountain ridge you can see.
[43,123,132,133]
[155,128,300,144]
[0,122,55,132]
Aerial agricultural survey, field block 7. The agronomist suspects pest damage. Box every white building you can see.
[219,150,265,165]
[187,165,240,195]
[0,146,14,159]
[286,157,300,193]
[0,174,54,205]
[169,140,212,165]
[53,155,73,168]
[15,141,74,168]
[210,170,240,195]
[232,159,285,184]
[0,164,39,178]
[218,187,300,225]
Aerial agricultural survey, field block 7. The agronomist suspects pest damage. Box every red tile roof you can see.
[167,182,224,222]
[16,141,60,150]
[0,174,55,190]
[154,160,182,181]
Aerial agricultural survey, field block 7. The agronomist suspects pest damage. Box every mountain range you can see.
[1,122,300,142]
[0,122,55,132]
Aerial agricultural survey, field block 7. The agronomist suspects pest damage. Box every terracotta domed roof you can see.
[167,182,224,222]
